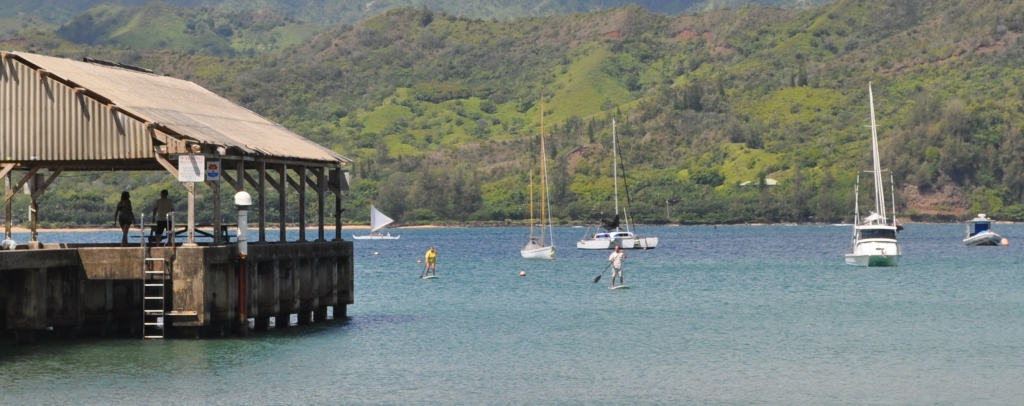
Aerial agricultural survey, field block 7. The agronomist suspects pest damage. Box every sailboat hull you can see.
[577,238,615,250]
[352,235,400,240]
[577,233,657,250]
[619,236,658,249]
[521,245,554,259]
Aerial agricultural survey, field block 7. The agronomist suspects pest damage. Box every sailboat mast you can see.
[539,97,548,246]
[868,83,887,222]
[612,118,620,223]
[528,172,535,240]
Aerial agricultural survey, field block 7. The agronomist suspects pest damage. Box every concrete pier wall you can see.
[0,240,353,343]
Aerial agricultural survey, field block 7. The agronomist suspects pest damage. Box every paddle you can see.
[593,263,612,283]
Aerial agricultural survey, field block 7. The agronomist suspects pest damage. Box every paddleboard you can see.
[609,285,630,290]
[422,275,439,280]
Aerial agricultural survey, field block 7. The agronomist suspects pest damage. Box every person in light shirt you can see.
[608,245,626,287]
[151,190,175,245]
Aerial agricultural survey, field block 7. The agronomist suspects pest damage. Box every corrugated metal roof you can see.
[5,52,349,165]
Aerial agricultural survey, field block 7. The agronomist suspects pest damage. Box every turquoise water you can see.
[2,225,1024,404]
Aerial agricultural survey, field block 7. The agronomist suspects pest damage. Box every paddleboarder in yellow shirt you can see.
[422,247,437,278]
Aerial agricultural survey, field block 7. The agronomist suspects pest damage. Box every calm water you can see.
[2,224,1024,404]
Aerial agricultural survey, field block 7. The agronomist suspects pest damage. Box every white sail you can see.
[369,205,395,234]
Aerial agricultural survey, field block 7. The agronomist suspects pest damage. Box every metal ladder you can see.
[142,258,168,339]
[140,213,169,339]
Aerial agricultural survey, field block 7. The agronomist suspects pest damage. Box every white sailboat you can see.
[845,84,900,266]
[577,118,658,250]
[963,214,1005,246]
[522,98,555,259]
[352,205,400,240]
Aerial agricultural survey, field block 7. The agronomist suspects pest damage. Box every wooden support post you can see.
[7,268,47,343]
[329,169,345,241]
[254,316,271,331]
[278,165,287,242]
[297,166,306,242]
[258,162,266,242]
[277,259,298,328]
[298,258,318,325]
[316,167,326,242]
[186,182,196,246]
[258,260,280,327]
[29,169,62,244]
[211,178,221,245]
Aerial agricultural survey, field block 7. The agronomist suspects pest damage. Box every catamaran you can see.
[521,98,555,259]
[963,213,1004,246]
[845,84,901,266]
[577,118,658,250]
[352,205,400,240]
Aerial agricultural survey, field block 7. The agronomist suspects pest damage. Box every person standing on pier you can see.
[423,247,437,278]
[151,189,175,245]
[114,191,134,247]
[608,245,626,288]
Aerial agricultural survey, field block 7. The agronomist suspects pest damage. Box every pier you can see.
[1,51,353,343]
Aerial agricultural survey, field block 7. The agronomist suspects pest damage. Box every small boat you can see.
[963,214,1004,246]
[521,97,555,259]
[352,205,400,240]
[577,119,658,250]
[845,84,901,267]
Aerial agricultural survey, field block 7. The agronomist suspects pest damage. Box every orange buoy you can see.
[519,270,526,277]
[1001,238,1009,246]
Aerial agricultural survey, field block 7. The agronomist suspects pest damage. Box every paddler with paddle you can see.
[608,245,626,288]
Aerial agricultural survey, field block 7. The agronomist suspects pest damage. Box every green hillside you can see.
[2,0,833,25]
[4,0,1024,227]
[53,2,320,56]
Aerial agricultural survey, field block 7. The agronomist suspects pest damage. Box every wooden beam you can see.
[4,166,41,202]
[152,128,189,155]
[30,169,63,200]
[154,154,179,179]
[0,163,15,180]
[222,168,242,191]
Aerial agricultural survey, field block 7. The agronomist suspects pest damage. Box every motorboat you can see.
[963,214,1004,246]
[845,84,901,266]
[352,205,400,240]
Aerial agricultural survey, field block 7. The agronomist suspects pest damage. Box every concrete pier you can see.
[0,240,353,343]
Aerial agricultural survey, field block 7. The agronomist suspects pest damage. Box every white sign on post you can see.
[178,155,205,182]
[206,160,221,182]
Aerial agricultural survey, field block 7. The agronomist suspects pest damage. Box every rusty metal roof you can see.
[3,51,349,166]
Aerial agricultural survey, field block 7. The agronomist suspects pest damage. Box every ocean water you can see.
[2,224,1024,405]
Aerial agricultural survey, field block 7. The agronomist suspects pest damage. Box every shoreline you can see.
[5,219,997,233]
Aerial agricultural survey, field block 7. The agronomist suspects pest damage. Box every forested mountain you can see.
[1,0,831,25]
[3,0,1024,227]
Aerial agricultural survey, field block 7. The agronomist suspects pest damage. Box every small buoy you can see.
[519,270,526,277]
[1001,238,1009,246]
[374,251,379,255]
[417,259,422,263]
